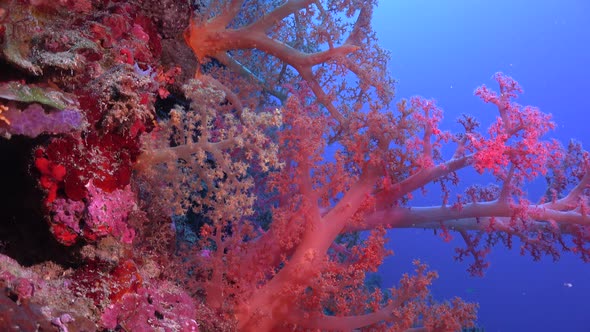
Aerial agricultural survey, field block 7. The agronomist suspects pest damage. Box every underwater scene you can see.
[0,1,588,331]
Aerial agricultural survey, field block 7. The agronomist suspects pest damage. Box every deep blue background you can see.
[371,1,590,331]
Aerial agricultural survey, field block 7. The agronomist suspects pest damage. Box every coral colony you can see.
[0,1,586,331]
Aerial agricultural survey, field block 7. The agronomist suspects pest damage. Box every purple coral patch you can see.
[1,103,85,138]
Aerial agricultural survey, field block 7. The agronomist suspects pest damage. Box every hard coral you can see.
[0,254,98,331]
[101,280,199,332]
[47,181,137,245]
[0,292,53,331]
[0,0,97,76]
[84,181,136,244]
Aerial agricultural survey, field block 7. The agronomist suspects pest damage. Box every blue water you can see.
[373,2,590,331]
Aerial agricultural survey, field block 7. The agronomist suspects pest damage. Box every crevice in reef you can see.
[0,135,80,267]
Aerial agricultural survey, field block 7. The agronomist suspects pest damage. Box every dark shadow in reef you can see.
[0,135,81,267]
